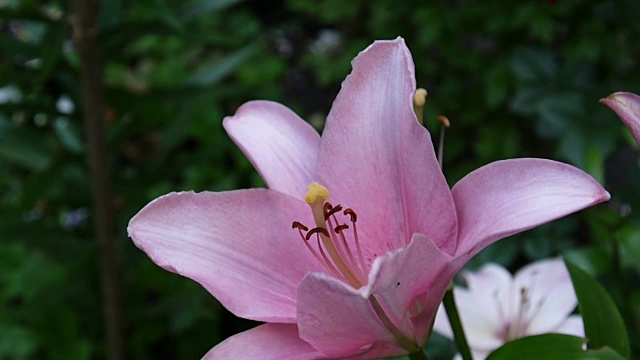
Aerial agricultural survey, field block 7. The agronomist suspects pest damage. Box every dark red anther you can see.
[305,227,330,241]
[324,202,343,219]
[334,224,349,233]
[292,221,309,231]
[343,208,357,222]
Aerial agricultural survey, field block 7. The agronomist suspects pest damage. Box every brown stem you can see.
[73,1,124,359]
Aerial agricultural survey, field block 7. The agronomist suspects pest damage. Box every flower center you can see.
[497,283,547,341]
[504,287,531,340]
[292,182,368,289]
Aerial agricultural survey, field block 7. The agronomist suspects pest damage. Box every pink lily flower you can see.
[433,258,584,360]
[601,92,640,147]
[128,38,609,359]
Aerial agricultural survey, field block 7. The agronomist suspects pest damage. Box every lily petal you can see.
[432,266,508,352]
[601,92,640,147]
[453,287,506,351]
[128,189,321,323]
[432,288,505,352]
[452,158,610,261]
[315,38,458,256]
[554,315,585,337]
[297,272,404,358]
[513,259,578,334]
[462,263,512,298]
[223,100,321,199]
[202,323,322,360]
[366,234,455,343]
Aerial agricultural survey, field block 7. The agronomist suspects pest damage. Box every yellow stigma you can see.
[306,182,330,229]
[305,182,330,205]
[413,88,428,125]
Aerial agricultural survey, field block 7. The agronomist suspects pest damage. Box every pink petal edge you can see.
[366,234,455,343]
[223,100,321,199]
[452,158,609,263]
[202,323,322,360]
[128,189,322,323]
[314,37,458,257]
[297,272,405,358]
[601,92,640,147]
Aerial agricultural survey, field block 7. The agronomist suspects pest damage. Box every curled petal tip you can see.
[601,91,640,146]
[599,189,611,202]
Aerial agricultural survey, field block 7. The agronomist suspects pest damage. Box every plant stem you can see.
[407,349,429,360]
[74,1,124,359]
[443,287,472,360]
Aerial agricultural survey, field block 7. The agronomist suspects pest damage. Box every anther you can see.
[324,203,343,219]
[305,227,330,241]
[334,224,349,233]
[343,208,357,222]
[413,88,428,125]
[292,221,308,231]
[437,115,450,128]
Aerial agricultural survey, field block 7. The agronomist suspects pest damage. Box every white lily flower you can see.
[434,258,584,359]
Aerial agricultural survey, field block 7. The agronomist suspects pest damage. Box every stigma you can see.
[292,182,368,289]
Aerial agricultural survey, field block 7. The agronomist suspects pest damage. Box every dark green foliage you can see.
[487,334,625,360]
[565,259,630,358]
[2,0,640,358]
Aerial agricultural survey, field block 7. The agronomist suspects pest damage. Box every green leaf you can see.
[53,118,83,154]
[617,224,640,274]
[182,0,245,21]
[563,247,611,276]
[508,47,556,83]
[152,0,185,33]
[584,142,605,184]
[0,8,55,23]
[0,124,53,172]
[0,34,38,57]
[564,259,630,358]
[37,24,66,80]
[510,87,546,116]
[183,43,259,87]
[99,0,123,29]
[487,334,625,360]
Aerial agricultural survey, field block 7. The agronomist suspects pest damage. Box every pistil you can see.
[294,182,367,288]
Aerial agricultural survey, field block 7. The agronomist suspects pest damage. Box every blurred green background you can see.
[1,0,640,359]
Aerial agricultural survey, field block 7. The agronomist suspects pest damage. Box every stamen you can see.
[326,214,364,280]
[316,235,340,277]
[345,208,366,270]
[295,223,324,268]
[492,289,508,340]
[292,221,308,231]
[324,202,343,219]
[293,182,370,288]
[334,224,349,232]
[436,115,450,169]
[305,227,330,241]
[343,208,357,222]
[437,114,450,128]
[413,88,428,125]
